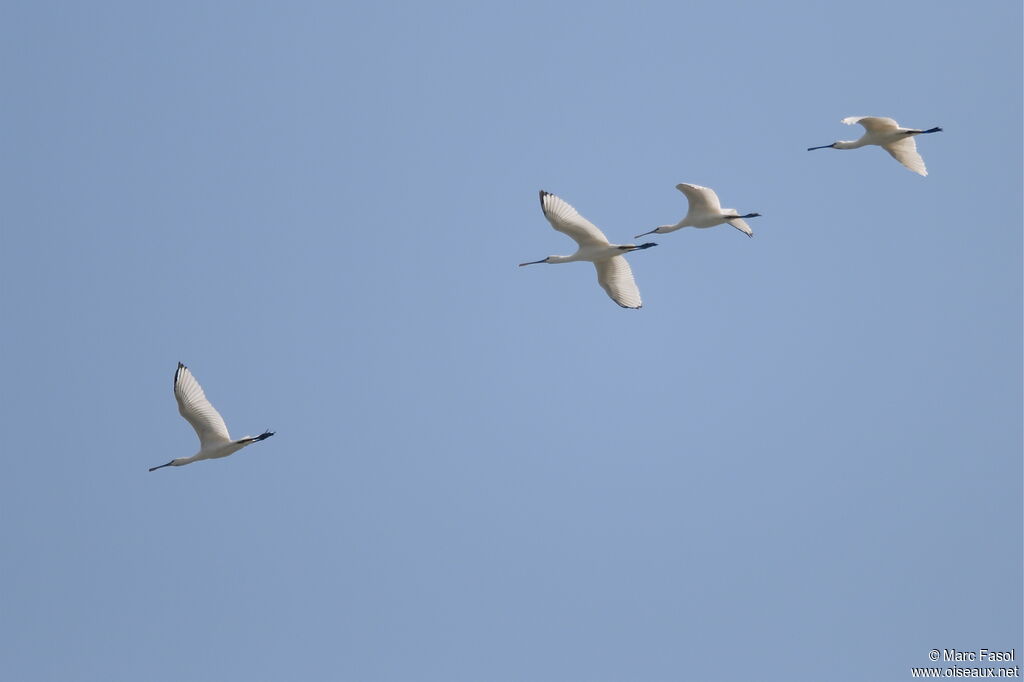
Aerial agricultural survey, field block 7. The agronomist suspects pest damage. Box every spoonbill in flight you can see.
[807,116,942,176]
[520,190,657,309]
[636,183,760,239]
[149,363,274,472]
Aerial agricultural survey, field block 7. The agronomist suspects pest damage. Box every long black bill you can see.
[518,259,547,266]
[149,461,173,472]
[807,143,836,151]
[634,228,659,238]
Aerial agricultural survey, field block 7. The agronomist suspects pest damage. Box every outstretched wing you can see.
[539,191,610,248]
[842,116,900,133]
[882,137,927,176]
[174,363,231,448]
[725,217,754,237]
[594,256,642,309]
[676,183,722,213]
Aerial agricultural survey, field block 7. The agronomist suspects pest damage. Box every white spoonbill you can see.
[520,190,657,309]
[636,183,760,238]
[149,363,274,472]
[807,116,942,176]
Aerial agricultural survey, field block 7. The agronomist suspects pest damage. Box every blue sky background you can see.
[1,2,1020,680]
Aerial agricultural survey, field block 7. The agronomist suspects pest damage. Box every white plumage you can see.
[149,363,274,471]
[519,191,656,309]
[637,183,760,238]
[808,116,942,176]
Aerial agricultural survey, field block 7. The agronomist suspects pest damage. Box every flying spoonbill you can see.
[520,190,657,309]
[149,363,274,472]
[807,116,942,176]
[636,183,760,238]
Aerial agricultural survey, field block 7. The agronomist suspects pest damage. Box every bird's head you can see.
[634,226,667,239]
[518,257,552,266]
[148,458,183,472]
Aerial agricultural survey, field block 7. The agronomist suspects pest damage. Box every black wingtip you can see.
[256,430,275,441]
[539,190,551,207]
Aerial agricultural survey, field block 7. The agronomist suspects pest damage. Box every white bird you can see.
[149,363,274,472]
[636,183,760,239]
[807,116,942,176]
[520,190,657,309]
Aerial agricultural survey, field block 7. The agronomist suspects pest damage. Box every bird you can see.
[636,183,760,239]
[149,362,274,472]
[807,116,942,176]
[520,190,657,309]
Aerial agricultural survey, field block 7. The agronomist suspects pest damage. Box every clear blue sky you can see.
[1,2,1020,680]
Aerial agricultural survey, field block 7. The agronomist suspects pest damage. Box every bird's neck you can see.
[835,140,862,150]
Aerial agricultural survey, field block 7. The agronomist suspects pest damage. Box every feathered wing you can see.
[539,191,610,247]
[842,116,899,133]
[174,363,232,448]
[676,183,721,213]
[725,217,754,237]
[594,256,642,309]
[882,136,927,176]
